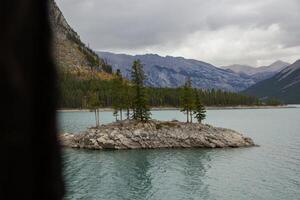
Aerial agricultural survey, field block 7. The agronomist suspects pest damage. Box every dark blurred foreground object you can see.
[0,0,64,199]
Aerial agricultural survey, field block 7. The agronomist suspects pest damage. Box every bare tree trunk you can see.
[127,108,130,119]
[97,109,99,127]
[94,109,98,127]
[120,109,123,121]
[187,110,189,123]
[97,109,100,126]
[190,110,193,123]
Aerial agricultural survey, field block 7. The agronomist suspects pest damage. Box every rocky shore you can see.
[61,120,255,150]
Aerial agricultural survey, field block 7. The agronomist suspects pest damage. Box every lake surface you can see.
[59,107,300,200]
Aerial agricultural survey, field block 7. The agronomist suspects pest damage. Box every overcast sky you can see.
[56,0,300,67]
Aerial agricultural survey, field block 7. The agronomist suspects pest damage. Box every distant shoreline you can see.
[57,105,297,112]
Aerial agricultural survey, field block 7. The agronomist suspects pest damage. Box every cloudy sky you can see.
[56,0,300,67]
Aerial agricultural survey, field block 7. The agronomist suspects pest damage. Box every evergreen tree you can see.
[112,69,125,121]
[101,58,113,74]
[87,92,101,127]
[180,77,194,123]
[58,71,264,109]
[113,110,119,121]
[131,60,151,122]
[88,78,103,127]
[193,93,206,123]
[123,80,133,119]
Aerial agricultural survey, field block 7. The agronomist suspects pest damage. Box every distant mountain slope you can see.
[97,52,256,91]
[224,64,260,75]
[223,61,290,83]
[49,0,112,78]
[243,60,300,103]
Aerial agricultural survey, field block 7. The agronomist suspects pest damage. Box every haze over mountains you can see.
[223,61,290,82]
[244,60,300,103]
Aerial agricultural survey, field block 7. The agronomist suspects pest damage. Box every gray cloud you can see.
[56,0,300,66]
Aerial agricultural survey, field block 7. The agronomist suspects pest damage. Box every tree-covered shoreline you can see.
[58,62,280,111]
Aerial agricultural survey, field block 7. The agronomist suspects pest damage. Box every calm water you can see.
[59,107,300,200]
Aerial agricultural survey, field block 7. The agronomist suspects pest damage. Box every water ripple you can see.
[61,108,300,200]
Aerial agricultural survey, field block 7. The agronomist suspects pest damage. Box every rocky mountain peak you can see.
[48,0,112,77]
[49,0,80,42]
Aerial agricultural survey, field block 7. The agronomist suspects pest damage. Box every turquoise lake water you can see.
[59,107,300,200]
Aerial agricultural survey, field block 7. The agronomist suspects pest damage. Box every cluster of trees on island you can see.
[67,60,205,124]
[113,60,206,123]
[59,60,281,124]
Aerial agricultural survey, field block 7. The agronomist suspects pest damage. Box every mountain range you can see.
[97,52,259,91]
[98,52,293,92]
[243,60,300,103]
[223,61,290,82]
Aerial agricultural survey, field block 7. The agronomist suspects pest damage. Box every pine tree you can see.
[88,92,101,127]
[123,80,133,119]
[113,110,119,122]
[180,77,194,123]
[193,92,206,123]
[131,60,151,122]
[87,78,103,126]
[58,70,263,109]
[112,69,125,121]
[101,58,113,74]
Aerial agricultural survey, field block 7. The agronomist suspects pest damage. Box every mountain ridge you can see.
[223,60,290,82]
[243,60,300,103]
[97,51,256,91]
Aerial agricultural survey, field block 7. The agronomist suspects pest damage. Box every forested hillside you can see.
[59,72,261,109]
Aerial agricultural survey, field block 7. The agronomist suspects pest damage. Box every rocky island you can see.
[61,120,255,150]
